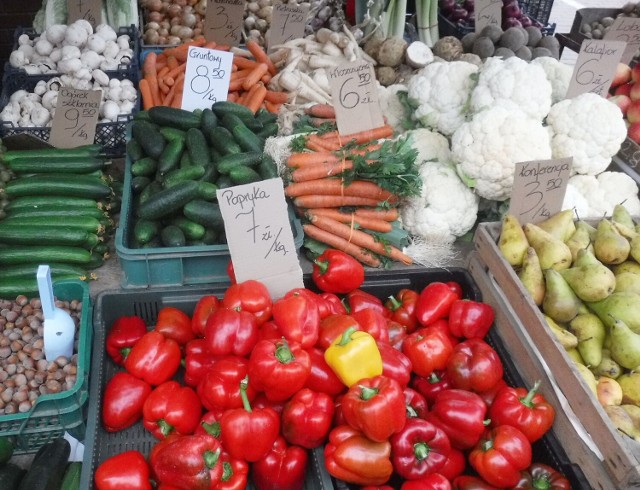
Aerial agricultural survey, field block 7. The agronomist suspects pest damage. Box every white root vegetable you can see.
[320,41,343,57]
[311,69,331,93]
[306,53,343,69]
[405,41,434,68]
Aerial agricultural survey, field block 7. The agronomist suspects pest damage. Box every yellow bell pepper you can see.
[324,327,383,387]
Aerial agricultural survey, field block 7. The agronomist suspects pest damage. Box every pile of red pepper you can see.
[95,250,571,490]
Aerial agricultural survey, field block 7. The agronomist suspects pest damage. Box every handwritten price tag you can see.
[67,0,101,29]
[475,0,502,34]
[327,60,384,136]
[268,3,310,51]
[217,178,304,299]
[509,158,572,224]
[49,88,101,149]
[182,46,233,111]
[604,17,640,65]
[204,0,244,46]
[566,39,626,98]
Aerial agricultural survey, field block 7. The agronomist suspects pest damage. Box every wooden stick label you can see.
[566,39,626,98]
[67,0,102,29]
[203,0,244,46]
[604,17,640,65]
[475,0,502,34]
[182,46,233,111]
[49,88,101,149]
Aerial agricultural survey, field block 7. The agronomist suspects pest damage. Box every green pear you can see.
[614,272,640,295]
[621,405,640,440]
[586,292,640,333]
[597,376,623,406]
[618,372,640,406]
[629,234,640,264]
[604,405,640,441]
[542,269,583,324]
[612,204,636,230]
[613,261,640,276]
[566,221,596,264]
[560,248,616,302]
[609,318,640,369]
[498,214,528,267]
[591,349,623,379]
[594,219,630,265]
[570,313,607,367]
[636,222,640,234]
[518,247,545,305]
[614,221,639,240]
[536,209,576,242]
[575,362,598,395]
[523,223,572,271]
[566,348,585,365]
[544,315,578,350]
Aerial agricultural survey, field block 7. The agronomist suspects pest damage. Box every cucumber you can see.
[6,157,105,174]
[200,165,219,184]
[161,225,186,247]
[183,200,224,230]
[139,181,163,204]
[201,108,218,134]
[0,145,101,163]
[212,101,255,120]
[92,242,109,255]
[0,436,13,465]
[209,145,222,163]
[170,216,206,240]
[202,227,220,244]
[3,196,101,212]
[18,437,70,490]
[0,246,93,265]
[216,175,234,189]
[159,126,187,141]
[208,127,242,156]
[148,106,201,130]
[4,175,112,199]
[259,153,279,180]
[131,157,158,177]
[0,263,88,280]
[0,224,98,248]
[220,113,247,134]
[5,206,107,220]
[230,166,262,185]
[137,180,200,220]
[163,166,206,188]
[216,152,262,174]
[59,462,81,490]
[134,219,161,245]
[127,139,145,162]
[86,252,106,269]
[180,152,193,168]
[131,176,151,194]
[256,108,278,125]
[157,138,185,175]
[134,110,151,122]
[141,236,162,248]
[2,216,104,234]
[186,128,211,166]
[132,120,166,159]
[0,463,24,490]
[197,182,218,201]
[232,125,264,153]
[256,122,279,140]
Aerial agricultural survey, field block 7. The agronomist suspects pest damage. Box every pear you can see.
[614,261,640,276]
[570,313,606,367]
[594,219,630,265]
[544,315,578,350]
[536,209,576,242]
[621,404,640,429]
[566,221,596,264]
[614,272,640,295]
[587,292,640,333]
[566,348,585,365]
[618,372,640,406]
[523,223,572,271]
[560,249,616,302]
[542,269,583,324]
[591,349,623,379]
[518,247,545,305]
[609,318,640,369]
[597,376,624,406]
[498,214,528,267]
[612,203,636,230]
[604,405,640,441]
[630,234,640,264]
[575,362,598,395]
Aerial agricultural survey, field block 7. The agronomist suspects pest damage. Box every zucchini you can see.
[232,125,264,153]
[134,219,161,245]
[212,101,255,120]
[157,138,185,175]
[0,224,99,248]
[163,166,206,189]
[5,206,107,220]
[0,263,88,280]
[208,127,242,156]
[0,436,13,465]
[131,157,158,177]
[126,139,145,162]
[4,175,112,199]
[201,108,218,134]
[148,106,201,130]
[170,216,206,240]
[216,152,262,174]
[18,437,70,490]
[132,120,166,159]
[1,216,105,234]
[183,200,224,230]
[0,246,93,265]
[159,126,187,141]
[161,225,186,247]
[229,166,262,185]
[59,462,81,490]
[0,463,24,490]
[137,180,200,220]
[3,196,101,212]
[186,128,211,165]
[6,157,105,174]
[0,145,101,163]
[131,176,151,194]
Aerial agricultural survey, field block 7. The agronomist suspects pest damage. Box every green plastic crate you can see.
[0,280,92,453]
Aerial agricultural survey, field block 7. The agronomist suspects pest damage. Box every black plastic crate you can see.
[438,13,556,39]
[520,0,554,26]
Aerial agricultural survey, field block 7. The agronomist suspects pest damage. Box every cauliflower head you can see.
[562,171,640,218]
[407,61,479,136]
[378,83,410,134]
[530,57,573,104]
[546,92,627,176]
[452,103,552,201]
[469,56,552,121]
[407,128,451,164]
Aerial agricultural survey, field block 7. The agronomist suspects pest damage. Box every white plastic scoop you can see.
[38,265,75,361]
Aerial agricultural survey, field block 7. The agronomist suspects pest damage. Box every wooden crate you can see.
[473,223,640,488]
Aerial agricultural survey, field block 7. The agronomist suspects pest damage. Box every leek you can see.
[415,0,439,46]
[380,0,408,39]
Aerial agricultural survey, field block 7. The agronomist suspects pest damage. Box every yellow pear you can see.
[536,209,576,242]
[570,313,606,367]
[604,405,640,441]
[609,319,640,369]
[591,349,623,379]
[614,261,640,276]
[575,362,598,395]
[566,221,596,264]
[586,291,640,333]
[544,315,578,350]
[597,376,624,406]
[498,214,528,267]
[560,248,616,302]
[523,223,572,271]
[630,234,640,265]
[621,405,640,430]
[518,247,544,305]
[612,203,636,230]
[566,348,585,365]
[594,219,630,265]
[542,269,583,324]
[614,272,640,295]
[618,372,640,406]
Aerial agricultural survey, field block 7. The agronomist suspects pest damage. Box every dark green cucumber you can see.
[3,196,101,212]
[0,263,88,280]
[163,166,206,188]
[256,108,278,125]
[132,120,166,159]
[212,101,255,120]
[216,174,234,189]
[148,106,202,129]
[5,206,107,220]
[159,126,187,141]
[259,153,279,179]
[161,225,186,247]
[0,463,24,490]
[157,138,185,175]
[134,219,161,245]
[131,157,158,177]
[0,224,99,248]
[256,122,278,139]
[1,216,105,234]
[18,437,70,490]
[4,175,112,199]
[170,216,206,240]
[131,176,151,193]
[59,462,81,490]
[134,110,151,122]
[232,125,264,153]
[183,199,224,230]
[201,108,218,134]
[216,152,262,174]
[198,182,218,201]
[220,113,247,134]
[208,127,241,155]
[86,252,106,269]
[137,180,200,220]
[0,246,93,265]
[6,157,105,174]
[0,145,101,163]
[229,166,262,184]
[139,181,163,204]
[92,242,109,255]
[180,152,193,168]
[202,227,220,244]
[127,139,145,162]
[0,436,13,465]
[209,145,222,163]
[200,165,219,184]
[186,128,211,165]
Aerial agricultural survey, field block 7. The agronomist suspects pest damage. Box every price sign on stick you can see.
[509,158,572,224]
[49,88,101,149]
[566,39,626,98]
[67,0,102,29]
[327,60,384,136]
[204,0,245,46]
[217,178,304,300]
[604,17,640,65]
[182,46,233,111]
[475,0,502,34]
[268,3,310,52]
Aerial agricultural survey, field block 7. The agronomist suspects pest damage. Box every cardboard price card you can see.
[67,0,102,29]
[203,0,244,46]
[217,178,304,300]
[182,46,233,111]
[327,60,384,136]
[49,88,101,149]
[268,3,310,51]
[566,39,626,98]
[475,0,502,34]
[604,16,640,65]
[509,158,572,224]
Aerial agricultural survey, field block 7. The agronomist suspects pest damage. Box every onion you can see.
[503,17,523,27]
[158,28,170,37]
[146,0,163,11]
[147,21,160,30]
[503,1,521,18]
[439,0,456,14]
[148,11,164,22]
[519,16,533,27]
[451,7,469,21]
[182,12,197,27]
[167,4,182,17]
[178,26,194,38]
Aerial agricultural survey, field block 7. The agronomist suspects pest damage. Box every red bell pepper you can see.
[184,339,220,388]
[195,410,222,438]
[105,315,147,365]
[426,389,488,450]
[448,300,495,339]
[439,448,466,481]
[155,307,194,346]
[489,381,556,443]
[351,308,390,343]
[446,339,504,394]
[197,356,256,411]
[285,287,332,319]
[317,314,361,350]
[346,289,391,318]
[247,338,311,401]
[253,393,286,415]
[215,451,249,490]
[401,474,451,490]
[304,346,345,396]
[152,433,223,490]
[258,320,282,342]
[452,476,499,490]
[205,307,259,357]
[192,295,220,338]
[149,433,182,481]
[142,380,202,439]
[391,417,451,480]
[252,435,308,490]
[95,450,152,490]
[102,372,152,432]
[333,394,346,426]
[341,375,407,442]
[324,425,393,486]
[226,260,236,284]
[385,288,420,333]
[378,341,412,387]
[447,282,464,299]
[124,331,181,386]
[311,249,365,294]
[387,320,408,350]
[477,378,508,409]
[272,293,320,349]
[411,370,452,407]
[402,327,454,377]
[222,279,272,326]
[404,386,429,419]
[281,388,335,449]
[512,463,571,490]
[320,292,347,315]
[469,425,533,488]
[415,282,459,327]
[429,318,460,346]
[220,376,280,462]
[362,487,394,490]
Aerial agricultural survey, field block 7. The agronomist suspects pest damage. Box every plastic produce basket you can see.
[0,279,92,453]
[438,13,556,39]
[519,0,554,26]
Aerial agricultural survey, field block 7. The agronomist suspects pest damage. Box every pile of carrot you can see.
[139,39,290,114]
